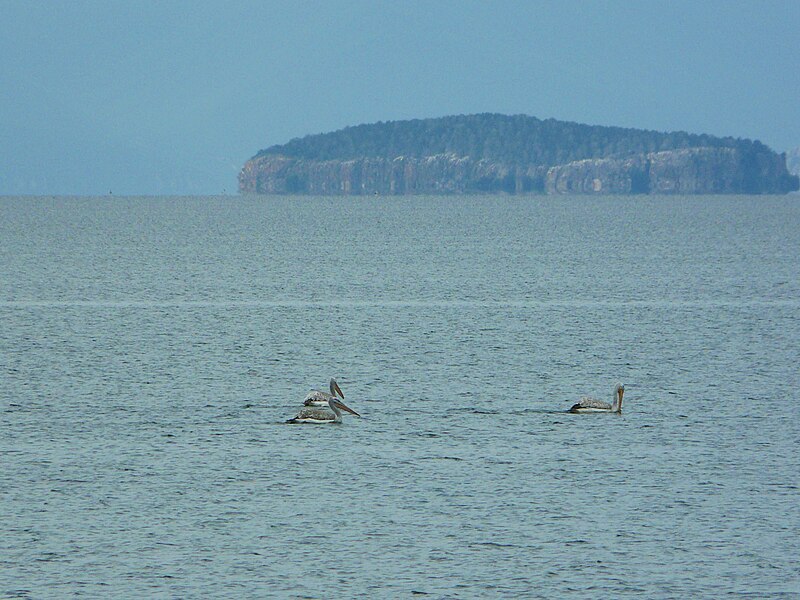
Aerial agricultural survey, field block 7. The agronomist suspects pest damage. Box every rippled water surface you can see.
[1,195,799,598]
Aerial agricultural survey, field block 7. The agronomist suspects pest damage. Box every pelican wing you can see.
[287,406,336,423]
[569,397,612,412]
[303,390,331,406]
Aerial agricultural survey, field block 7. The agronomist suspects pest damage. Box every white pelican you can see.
[303,378,344,407]
[287,395,361,424]
[569,383,625,413]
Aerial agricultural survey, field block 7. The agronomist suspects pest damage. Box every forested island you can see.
[239,114,799,195]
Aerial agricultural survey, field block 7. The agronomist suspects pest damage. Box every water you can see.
[1,195,798,598]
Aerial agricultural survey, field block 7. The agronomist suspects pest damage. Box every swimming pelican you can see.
[569,383,625,413]
[303,378,344,407]
[287,395,361,424]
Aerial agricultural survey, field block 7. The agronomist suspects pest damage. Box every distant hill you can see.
[240,114,799,195]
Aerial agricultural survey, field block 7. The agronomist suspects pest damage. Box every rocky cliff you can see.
[238,153,549,195]
[546,147,798,194]
[240,147,798,196]
[239,115,799,195]
[786,148,800,178]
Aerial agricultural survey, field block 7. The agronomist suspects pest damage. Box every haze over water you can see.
[1,194,798,598]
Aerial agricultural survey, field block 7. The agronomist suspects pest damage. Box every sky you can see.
[1,0,798,195]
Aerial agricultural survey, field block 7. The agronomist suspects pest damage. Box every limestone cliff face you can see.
[239,147,799,195]
[545,155,648,194]
[787,148,800,178]
[239,153,550,195]
[647,147,795,194]
[545,147,799,195]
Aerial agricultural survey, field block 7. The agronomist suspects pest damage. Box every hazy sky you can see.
[1,0,798,195]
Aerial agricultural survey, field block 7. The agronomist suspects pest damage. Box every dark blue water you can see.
[1,195,799,598]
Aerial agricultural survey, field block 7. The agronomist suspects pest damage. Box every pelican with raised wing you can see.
[303,378,345,407]
[569,383,625,413]
[287,394,361,424]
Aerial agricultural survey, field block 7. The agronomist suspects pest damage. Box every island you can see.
[239,114,799,195]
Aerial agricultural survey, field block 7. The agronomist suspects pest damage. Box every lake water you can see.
[1,194,799,598]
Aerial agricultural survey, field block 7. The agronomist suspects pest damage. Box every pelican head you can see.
[328,396,361,420]
[330,378,344,399]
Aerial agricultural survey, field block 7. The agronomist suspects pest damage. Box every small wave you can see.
[470,541,519,549]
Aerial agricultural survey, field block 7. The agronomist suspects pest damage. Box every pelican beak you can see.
[619,387,625,402]
[333,399,360,417]
[333,380,344,399]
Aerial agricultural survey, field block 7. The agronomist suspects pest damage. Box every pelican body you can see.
[303,378,345,407]
[569,383,625,413]
[287,395,361,424]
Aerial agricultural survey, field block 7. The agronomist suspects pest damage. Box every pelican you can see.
[287,395,361,424]
[303,378,345,407]
[569,383,625,413]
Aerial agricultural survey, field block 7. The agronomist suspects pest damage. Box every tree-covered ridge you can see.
[255,113,769,167]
